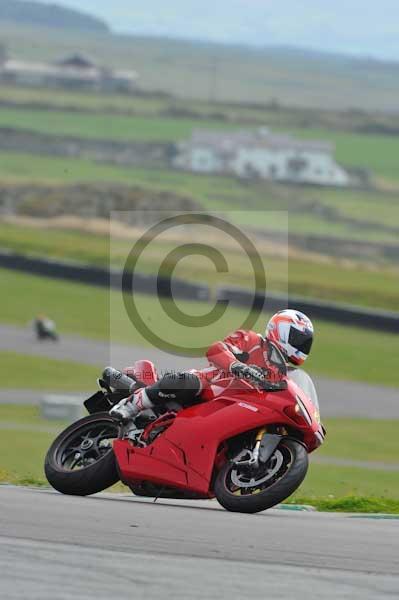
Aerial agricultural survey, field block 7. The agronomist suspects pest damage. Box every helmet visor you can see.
[288,327,313,356]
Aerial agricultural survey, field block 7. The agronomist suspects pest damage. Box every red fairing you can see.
[113,374,324,498]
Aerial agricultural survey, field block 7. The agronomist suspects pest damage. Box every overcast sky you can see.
[31,0,399,61]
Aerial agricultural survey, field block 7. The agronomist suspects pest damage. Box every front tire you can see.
[44,412,120,496]
[214,438,308,514]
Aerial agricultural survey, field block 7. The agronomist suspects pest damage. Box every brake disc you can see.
[231,449,284,488]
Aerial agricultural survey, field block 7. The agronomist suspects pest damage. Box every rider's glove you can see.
[231,362,265,383]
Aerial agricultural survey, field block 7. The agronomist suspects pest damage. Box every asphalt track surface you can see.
[1,486,398,600]
[1,324,398,418]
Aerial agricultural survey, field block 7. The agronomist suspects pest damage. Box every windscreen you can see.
[288,368,319,410]
[268,342,288,375]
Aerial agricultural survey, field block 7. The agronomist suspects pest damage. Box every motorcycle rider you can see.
[33,314,59,342]
[109,309,315,423]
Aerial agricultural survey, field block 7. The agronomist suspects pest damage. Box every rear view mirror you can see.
[267,342,288,377]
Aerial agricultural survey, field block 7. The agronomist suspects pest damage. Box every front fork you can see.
[234,427,267,469]
[234,427,283,470]
[250,427,268,468]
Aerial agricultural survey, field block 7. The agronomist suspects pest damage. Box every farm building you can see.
[0,53,139,93]
[174,128,350,187]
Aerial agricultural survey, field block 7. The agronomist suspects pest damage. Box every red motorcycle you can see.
[45,343,325,513]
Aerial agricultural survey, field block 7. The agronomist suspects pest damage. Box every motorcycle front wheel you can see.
[44,412,120,496]
[214,438,308,514]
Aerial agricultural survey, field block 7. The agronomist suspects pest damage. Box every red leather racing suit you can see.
[125,330,271,408]
[191,329,271,398]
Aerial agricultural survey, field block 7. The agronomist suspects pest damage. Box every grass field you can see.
[0,84,167,115]
[0,352,99,390]
[0,106,241,142]
[1,153,399,247]
[0,406,398,510]
[1,220,399,310]
[0,79,398,247]
[293,465,399,501]
[0,404,69,425]
[1,22,399,113]
[317,419,399,464]
[314,187,399,229]
[0,104,398,184]
[1,84,399,138]
[289,127,399,185]
[1,268,399,387]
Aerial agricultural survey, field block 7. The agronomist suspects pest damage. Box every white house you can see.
[174,128,350,187]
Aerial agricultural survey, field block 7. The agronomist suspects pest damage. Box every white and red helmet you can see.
[265,310,314,366]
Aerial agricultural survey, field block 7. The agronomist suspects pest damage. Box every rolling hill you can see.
[0,0,109,33]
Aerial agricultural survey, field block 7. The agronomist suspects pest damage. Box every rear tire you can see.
[214,438,308,514]
[44,412,120,496]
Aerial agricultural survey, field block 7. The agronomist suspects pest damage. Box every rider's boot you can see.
[110,388,154,423]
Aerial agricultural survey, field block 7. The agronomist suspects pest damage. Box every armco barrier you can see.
[1,249,398,332]
[217,286,399,333]
[0,250,210,302]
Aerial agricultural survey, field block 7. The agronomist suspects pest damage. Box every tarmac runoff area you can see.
[0,486,398,600]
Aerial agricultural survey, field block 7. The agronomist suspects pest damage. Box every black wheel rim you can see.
[56,419,119,472]
[225,443,294,496]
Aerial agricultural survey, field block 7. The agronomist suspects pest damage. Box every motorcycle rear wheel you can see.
[214,438,308,514]
[44,412,120,496]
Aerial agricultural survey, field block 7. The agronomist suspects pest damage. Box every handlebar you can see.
[259,379,288,392]
[236,371,287,392]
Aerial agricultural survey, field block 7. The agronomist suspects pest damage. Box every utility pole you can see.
[208,51,219,105]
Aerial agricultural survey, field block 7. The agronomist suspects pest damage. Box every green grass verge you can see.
[291,464,399,500]
[0,404,69,426]
[287,497,399,514]
[318,419,399,464]
[0,406,398,511]
[0,429,53,486]
[1,268,399,386]
[1,221,399,310]
[0,351,99,391]
[0,407,67,486]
